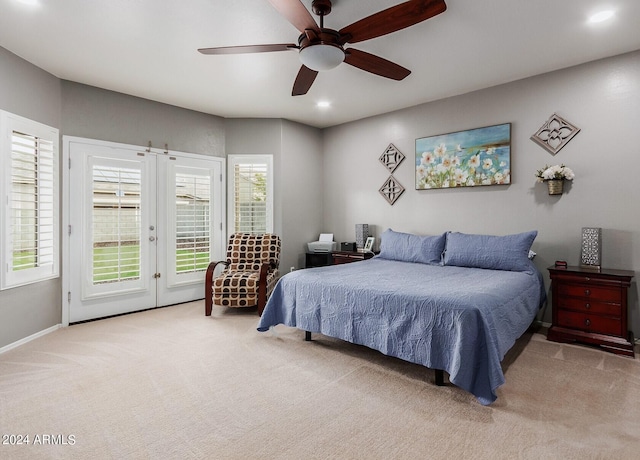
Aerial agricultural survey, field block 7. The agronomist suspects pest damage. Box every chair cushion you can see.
[212,233,281,308]
[213,269,279,308]
[227,233,281,272]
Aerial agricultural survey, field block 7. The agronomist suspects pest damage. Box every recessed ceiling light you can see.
[16,0,39,5]
[316,101,331,109]
[588,10,615,24]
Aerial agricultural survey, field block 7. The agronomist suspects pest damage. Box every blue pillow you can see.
[377,229,446,265]
[443,230,538,272]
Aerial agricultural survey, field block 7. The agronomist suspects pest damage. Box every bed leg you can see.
[435,369,445,386]
[305,331,312,341]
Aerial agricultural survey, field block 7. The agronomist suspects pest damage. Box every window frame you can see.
[227,154,273,235]
[0,110,60,290]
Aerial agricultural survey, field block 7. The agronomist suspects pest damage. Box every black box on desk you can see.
[341,242,357,251]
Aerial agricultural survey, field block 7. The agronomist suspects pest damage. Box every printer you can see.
[307,233,338,253]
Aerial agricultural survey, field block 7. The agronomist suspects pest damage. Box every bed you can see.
[257,229,546,405]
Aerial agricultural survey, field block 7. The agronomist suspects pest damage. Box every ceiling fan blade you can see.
[198,44,297,55]
[344,48,411,80]
[267,0,318,33]
[292,65,319,96]
[339,0,447,44]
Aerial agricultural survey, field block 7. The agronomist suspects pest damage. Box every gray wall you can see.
[322,50,640,334]
[1,48,322,349]
[224,118,324,272]
[2,43,638,347]
[61,81,225,157]
[280,119,324,270]
[1,48,228,349]
[0,47,62,348]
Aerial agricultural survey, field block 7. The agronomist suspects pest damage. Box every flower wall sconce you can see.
[535,164,575,195]
[530,113,580,155]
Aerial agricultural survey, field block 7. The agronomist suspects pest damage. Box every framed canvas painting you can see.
[415,123,511,189]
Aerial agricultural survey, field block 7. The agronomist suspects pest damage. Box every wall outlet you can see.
[290,266,295,273]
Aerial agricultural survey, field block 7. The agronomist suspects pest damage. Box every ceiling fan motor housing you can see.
[298,28,345,71]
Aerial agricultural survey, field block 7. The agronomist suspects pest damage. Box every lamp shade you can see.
[580,227,602,268]
[299,44,344,71]
[355,224,369,249]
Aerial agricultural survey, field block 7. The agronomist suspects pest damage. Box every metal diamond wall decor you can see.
[379,143,405,173]
[531,113,580,155]
[379,176,405,205]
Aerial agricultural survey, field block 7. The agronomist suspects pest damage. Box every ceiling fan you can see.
[198,0,447,96]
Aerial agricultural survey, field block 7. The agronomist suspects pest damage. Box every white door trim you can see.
[62,136,225,325]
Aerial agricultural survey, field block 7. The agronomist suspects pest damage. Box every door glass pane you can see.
[175,172,210,274]
[92,165,142,284]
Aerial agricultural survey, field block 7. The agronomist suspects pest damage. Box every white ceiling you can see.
[1,0,639,128]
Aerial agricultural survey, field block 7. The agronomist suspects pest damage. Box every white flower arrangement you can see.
[535,164,575,182]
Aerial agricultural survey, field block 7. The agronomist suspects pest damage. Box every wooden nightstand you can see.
[330,251,374,265]
[547,265,635,357]
[305,251,374,268]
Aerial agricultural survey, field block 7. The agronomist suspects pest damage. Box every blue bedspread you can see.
[257,258,546,405]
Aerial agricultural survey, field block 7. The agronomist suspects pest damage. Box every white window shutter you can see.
[1,111,59,290]
[228,155,273,235]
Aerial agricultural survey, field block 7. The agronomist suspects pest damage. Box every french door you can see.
[63,137,224,323]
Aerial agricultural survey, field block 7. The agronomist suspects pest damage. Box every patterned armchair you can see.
[205,233,281,316]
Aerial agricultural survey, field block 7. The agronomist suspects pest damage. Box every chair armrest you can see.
[206,260,229,276]
[205,260,229,316]
[257,262,273,316]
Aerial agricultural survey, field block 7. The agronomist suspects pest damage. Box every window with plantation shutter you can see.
[228,155,273,235]
[1,110,59,290]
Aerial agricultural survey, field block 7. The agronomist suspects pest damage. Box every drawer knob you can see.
[585,303,591,309]
[585,318,591,327]
[584,289,591,296]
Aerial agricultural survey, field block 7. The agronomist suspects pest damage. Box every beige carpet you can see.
[1,301,639,459]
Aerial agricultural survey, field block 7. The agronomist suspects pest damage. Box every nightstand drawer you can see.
[548,266,635,357]
[557,297,621,316]
[330,251,374,265]
[558,284,621,302]
[332,253,362,264]
[557,310,622,336]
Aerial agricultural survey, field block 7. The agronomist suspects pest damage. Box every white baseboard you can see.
[0,324,62,355]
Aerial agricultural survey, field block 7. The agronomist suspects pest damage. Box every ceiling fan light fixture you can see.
[299,44,345,71]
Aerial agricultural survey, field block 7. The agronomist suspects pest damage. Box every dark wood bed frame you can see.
[304,330,446,386]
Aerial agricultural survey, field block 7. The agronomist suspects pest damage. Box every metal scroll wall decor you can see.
[530,113,580,155]
[378,143,405,205]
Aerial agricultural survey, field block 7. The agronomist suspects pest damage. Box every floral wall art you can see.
[415,123,511,190]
